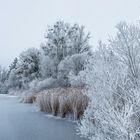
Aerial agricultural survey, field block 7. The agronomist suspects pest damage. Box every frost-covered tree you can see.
[109,22,140,88]
[8,48,40,89]
[40,21,90,86]
[79,32,140,140]
[58,52,90,87]
[8,58,18,73]
[18,48,40,89]
[7,57,18,77]
[0,66,8,94]
[8,68,22,90]
[42,21,90,60]
[39,54,54,78]
[6,21,90,91]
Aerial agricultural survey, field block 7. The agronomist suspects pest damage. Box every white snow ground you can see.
[0,94,87,140]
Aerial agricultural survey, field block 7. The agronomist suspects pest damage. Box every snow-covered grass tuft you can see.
[36,87,89,120]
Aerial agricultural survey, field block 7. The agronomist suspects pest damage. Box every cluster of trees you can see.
[0,66,8,94]
[79,22,140,140]
[1,20,140,140]
[0,21,90,93]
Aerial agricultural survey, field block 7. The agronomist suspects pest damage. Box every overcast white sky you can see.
[0,0,140,67]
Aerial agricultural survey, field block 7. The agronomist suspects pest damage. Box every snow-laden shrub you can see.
[29,78,57,92]
[69,71,85,88]
[8,89,24,95]
[79,23,140,140]
[58,52,89,87]
[79,48,129,139]
[0,83,8,94]
[39,54,55,78]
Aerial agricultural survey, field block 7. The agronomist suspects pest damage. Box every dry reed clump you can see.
[68,88,89,119]
[22,94,36,103]
[8,89,36,103]
[37,92,52,112]
[51,93,60,116]
[36,87,89,120]
[21,90,37,104]
[59,95,71,118]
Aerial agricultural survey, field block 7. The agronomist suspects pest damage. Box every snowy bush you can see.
[29,78,57,92]
[69,71,85,88]
[39,54,54,78]
[79,23,140,140]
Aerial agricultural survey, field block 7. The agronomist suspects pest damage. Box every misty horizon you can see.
[0,0,140,67]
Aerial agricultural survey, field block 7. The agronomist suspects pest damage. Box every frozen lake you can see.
[0,94,87,140]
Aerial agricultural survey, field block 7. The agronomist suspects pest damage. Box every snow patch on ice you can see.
[0,94,17,98]
[45,114,76,123]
